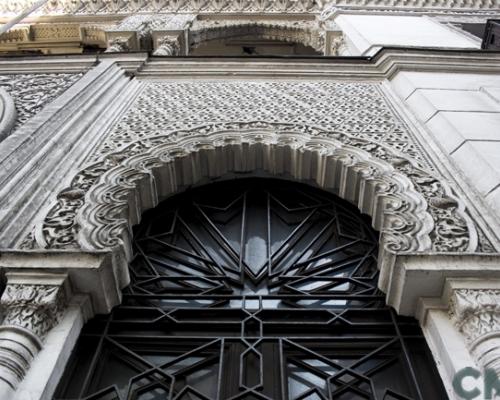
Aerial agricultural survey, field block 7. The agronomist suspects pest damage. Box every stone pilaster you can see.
[0,273,68,397]
[450,288,500,373]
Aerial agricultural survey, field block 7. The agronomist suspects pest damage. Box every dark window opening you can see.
[55,179,447,400]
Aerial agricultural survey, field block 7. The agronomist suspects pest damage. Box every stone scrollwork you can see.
[450,289,500,344]
[22,121,475,261]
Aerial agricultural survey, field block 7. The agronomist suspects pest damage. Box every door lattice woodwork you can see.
[55,179,447,400]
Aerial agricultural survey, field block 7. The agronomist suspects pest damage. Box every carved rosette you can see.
[450,289,500,372]
[1,283,66,339]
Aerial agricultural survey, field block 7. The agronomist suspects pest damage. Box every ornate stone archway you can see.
[2,122,495,398]
[189,19,327,53]
[25,122,475,278]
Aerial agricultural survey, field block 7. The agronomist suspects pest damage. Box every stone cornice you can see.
[1,48,499,76]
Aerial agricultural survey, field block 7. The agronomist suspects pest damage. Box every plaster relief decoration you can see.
[189,19,326,53]
[2,0,499,15]
[0,73,83,133]
[450,289,500,371]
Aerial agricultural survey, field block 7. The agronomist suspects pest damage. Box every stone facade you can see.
[1,1,500,399]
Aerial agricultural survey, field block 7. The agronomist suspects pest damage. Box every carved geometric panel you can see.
[92,81,429,167]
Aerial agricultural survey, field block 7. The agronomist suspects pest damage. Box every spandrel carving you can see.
[0,73,83,131]
[92,82,427,165]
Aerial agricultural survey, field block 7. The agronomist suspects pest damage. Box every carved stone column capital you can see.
[1,281,66,340]
[104,36,132,53]
[449,286,500,373]
[450,288,500,344]
[0,273,69,395]
[153,35,180,56]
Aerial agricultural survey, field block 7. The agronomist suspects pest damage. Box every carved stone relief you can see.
[19,80,486,253]
[105,14,194,52]
[189,19,325,53]
[2,0,499,15]
[0,73,83,132]
[450,288,500,372]
[0,276,68,394]
[450,289,500,344]
[23,119,476,258]
[1,283,66,339]
[93,81,429,165]
[153,36,181,55]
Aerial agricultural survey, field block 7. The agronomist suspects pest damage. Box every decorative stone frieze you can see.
[94,81,428,163]
[0,22,115,53]
[450,288,500,372]
[0,273,68,395]
[2,0,499,15]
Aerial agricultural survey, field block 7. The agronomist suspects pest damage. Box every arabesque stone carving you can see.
[23,121,475,259]
[0,73,83,132]
[94,81,428,164]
